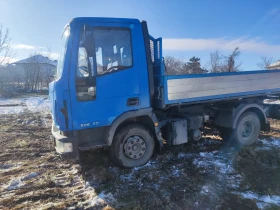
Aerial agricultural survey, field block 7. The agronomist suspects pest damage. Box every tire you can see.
[230,112,260,146]
[109,124,155,168]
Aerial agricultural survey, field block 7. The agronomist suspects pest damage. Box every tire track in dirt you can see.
[0,105,114,210]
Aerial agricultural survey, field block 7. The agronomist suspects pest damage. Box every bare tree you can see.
[0,24,13,65]
[164,56,184,75]
[24,52,44,91]
[223,47,241,72]
[10,65,24,87]
[257,57,274,70]
[41,47,56,86]
[210,50,223,73]
[208,48,242,73]
[0,66,12,89]
[23,51,56,91]
[165,56,207,75]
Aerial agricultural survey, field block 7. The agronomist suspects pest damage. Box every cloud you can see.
[248,8,280,36]
[257,8,280,25]
[41,51,59,60]
[0,56,18,64]
[12,44,36,50]
[8,43,59,61]
[162,37,280,53]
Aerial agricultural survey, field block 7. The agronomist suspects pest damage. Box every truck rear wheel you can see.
[227,112,260,146]
[109,124,155,168]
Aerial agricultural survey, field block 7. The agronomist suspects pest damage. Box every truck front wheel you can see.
[109,124,155,168]
[229,112,260,146]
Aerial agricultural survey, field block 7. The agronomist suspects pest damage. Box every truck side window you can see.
[76,25,96,102]
[96,47,103,75]
[77,47,89,78]
[94,28,132,75]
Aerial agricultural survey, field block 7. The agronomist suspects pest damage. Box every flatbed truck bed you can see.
[154,68,280,109]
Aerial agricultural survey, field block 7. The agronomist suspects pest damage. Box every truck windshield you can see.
[56,27,70,79]
[94,28,132,75]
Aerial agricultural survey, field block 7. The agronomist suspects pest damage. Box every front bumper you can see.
[51,124,79,159]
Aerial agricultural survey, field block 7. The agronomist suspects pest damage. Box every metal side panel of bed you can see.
[164,70,280,106]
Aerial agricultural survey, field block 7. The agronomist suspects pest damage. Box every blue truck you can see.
[50,17,280,168]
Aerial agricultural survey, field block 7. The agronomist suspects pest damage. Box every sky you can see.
[0,0,279,70]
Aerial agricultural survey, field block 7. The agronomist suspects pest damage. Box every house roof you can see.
[70,17,140,25]
[268,60,280,68]
[12,55,57,66]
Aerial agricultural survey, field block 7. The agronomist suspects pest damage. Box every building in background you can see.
[12,55,57,91]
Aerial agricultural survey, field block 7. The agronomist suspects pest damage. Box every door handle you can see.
[127,97,139,106]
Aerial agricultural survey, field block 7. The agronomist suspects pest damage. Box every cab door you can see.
[69,21,141,130]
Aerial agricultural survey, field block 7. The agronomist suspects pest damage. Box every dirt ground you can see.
[1,95,280,210]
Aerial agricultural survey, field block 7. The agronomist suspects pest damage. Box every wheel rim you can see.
[123,136,146,159]
[241,120,254,138]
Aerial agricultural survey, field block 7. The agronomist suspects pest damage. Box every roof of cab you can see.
[70,17,140,24]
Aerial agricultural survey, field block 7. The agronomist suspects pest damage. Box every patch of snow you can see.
[226,173,243,190]
[193,159,210,169]
[84,181,93,189]
[194,150,243,195]
[38,163,51,168]
[5,178,23,190]
[70,167,79,175]
[0,162,23,172]
[3,171,40,190]
[171,166,181,178]
[199,151,214,158]
[89,192,115,207]
[25,97,50,114]
[0,164,14,170]
[120,161,157,183]
[133,161,153,171]
[120,173,133,182]
[214,159,234,174]
[21,172,40,181]
[0,98,25,106]
[238,191,280,209]
[0,96,50,115]
[0,97,26,115]
[200,185,210,194]
[177,152,194,159]
[0,105,25,115]
[260,138,280,148]
[194,151,235,174]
